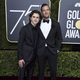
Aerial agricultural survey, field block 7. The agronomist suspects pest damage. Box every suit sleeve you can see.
[55,22,62,51]
[17,27,25,60]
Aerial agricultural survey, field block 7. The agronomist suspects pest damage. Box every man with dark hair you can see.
[17,10,41,80]
[37,4,62,80]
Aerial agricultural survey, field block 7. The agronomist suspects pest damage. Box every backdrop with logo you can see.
[58,0,80,44]
[5,0,50,43]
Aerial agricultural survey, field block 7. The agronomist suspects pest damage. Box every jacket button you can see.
[45,43,47,47]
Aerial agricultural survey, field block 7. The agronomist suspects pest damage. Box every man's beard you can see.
[43,15,50,19]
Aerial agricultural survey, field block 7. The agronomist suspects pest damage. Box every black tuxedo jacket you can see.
[17,23,38,63]
[37,19,62,55]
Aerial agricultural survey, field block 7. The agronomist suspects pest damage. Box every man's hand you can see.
[18,59,25,68]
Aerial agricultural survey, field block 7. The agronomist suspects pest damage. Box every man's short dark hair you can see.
[41,3,50,11]
[29,10,41,19]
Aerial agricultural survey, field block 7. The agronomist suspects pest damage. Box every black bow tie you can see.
[43,19,49,23]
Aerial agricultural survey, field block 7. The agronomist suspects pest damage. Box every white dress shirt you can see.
[40,18,52,39]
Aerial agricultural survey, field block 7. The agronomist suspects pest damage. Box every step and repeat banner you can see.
[5,0,50,43]
[5,0,80,44]
[58,0,80,44]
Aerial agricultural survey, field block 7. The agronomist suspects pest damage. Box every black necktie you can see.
[43,19,49,23]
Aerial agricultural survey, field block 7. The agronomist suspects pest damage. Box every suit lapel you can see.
[39,26,45,39]
[46,20,55,39]
[47,21,53,39]
[29,24,34,42]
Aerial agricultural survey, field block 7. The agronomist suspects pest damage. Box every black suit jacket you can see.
[37,19,62,55]
[17,23,38,63]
